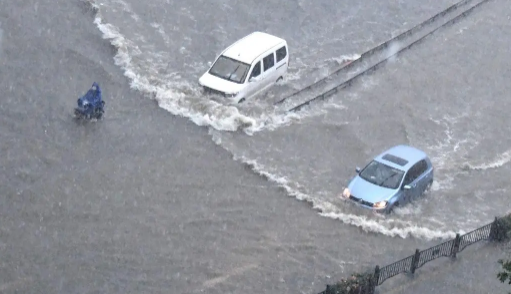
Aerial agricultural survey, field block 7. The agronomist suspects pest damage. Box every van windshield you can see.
[209,55,250,84]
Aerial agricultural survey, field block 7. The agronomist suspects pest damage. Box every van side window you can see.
[276,46,287,63]
[250,61,261,78]
[263,53,275,71]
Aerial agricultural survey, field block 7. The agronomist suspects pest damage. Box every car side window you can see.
[404,164,420,185]
[416,160,428,176]
[276,46,287,63]
[263,53,275,71]
[403,160,429,186]
[250,61,261,78]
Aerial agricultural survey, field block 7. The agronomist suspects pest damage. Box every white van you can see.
[198,32,289,104]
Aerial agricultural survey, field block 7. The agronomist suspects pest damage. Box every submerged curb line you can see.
[287,0,491,112]
[274,0,475,106]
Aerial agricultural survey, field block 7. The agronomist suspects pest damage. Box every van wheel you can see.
[276,76,283,83]
[238,98,245,103]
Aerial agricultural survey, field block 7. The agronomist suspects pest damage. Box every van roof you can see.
[222,32,286,64]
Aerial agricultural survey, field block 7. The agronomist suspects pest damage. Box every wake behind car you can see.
[198,31,289,104]
[341,145,434,214]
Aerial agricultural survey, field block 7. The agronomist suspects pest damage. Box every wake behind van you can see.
[198,32,289,104]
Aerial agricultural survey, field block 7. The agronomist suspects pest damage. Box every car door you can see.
[413,159,430,196]
[402,164,420,203]
[244,60,262,99]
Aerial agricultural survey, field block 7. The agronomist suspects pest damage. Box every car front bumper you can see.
[344,195,390,213]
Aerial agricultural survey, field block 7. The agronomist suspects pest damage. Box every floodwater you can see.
[1,0,509,293]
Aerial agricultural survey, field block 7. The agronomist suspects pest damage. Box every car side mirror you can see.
[249,76,258,83]
[207,61,212,67]
[403,185,411,190]
[355,167,361,173]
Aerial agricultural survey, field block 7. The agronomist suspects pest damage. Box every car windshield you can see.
[208,55,250,84]
[359,160,404,189]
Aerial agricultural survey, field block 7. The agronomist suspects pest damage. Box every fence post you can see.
[372,265,380,293]
[489,217,497,240]
[489,216,506,242]
[410,249,420,274]
[451,233,461,258]
[363,274,373,294]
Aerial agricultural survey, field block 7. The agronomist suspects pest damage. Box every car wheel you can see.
[387,202,399,214]
[276,76,283,83]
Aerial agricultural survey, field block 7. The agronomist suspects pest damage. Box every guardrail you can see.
[274,0,476,106]
[317,215,511,294]
[287,0,491,112]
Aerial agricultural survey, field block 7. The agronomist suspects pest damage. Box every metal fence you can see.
[318,216,510,294]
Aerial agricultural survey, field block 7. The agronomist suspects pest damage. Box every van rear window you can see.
[276,46,287,62]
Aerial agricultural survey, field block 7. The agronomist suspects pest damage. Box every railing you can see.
[317,215,511,294]
[287,0,492,112]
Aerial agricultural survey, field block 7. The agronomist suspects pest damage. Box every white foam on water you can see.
[322,99,347,111]
[330,54,361,65]
[426,113,478,183]
[210,130,462,241]
[87,0,319,134]
[87,0,358,135]
[320,211,460,240]
[112,0,140,22]
[464,148,511,170]
[149,22,171,46]
[283,54,361,95]
[86,0,481,242]
[283,57,310,83]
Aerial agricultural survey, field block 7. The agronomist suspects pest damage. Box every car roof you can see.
[374,145,428,170]
[222,32,286,64]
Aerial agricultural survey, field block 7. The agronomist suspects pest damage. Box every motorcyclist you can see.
[75,82,105,119]
[90,83,102,105]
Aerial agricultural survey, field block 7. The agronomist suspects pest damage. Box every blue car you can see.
[341,145,434,214]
